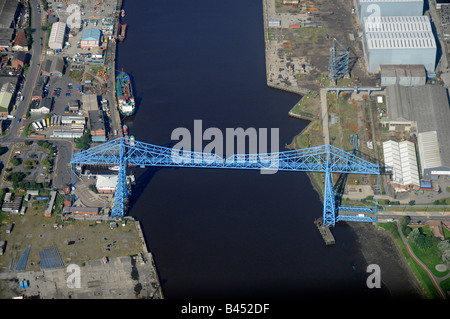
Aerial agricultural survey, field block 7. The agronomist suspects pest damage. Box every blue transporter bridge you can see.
[70,137,381,226]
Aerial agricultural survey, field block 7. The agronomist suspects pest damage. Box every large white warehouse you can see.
[48,21,66,50]
[355,0,424,24]
[362,16,437,73]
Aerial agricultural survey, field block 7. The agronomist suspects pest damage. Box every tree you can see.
[75,130,91,151]
[399,216,411,228]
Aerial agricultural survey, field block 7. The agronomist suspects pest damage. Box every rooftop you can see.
[0,0,19,29]
[364,31,436,49]
[364,16,432,32]
[81,28,101,41]
[386,85,450,169]
[380,64,426,77]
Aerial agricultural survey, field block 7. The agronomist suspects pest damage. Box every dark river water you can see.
[115,0,391,299]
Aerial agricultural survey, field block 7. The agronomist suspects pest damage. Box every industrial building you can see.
[80,28,102,49]
[355,0,424,24]
[51,129,84,139]
[382,140,420,191]
[41,56,65,76]
[88,110,106,142]
[386,85,450,179]
[63,206,99,217]
[0,27,13,51]
[48,21,66,50]
[96,175,118,194]
[81,94,99,113]
[0,0,21,29]
[380,64,426,86]
[362,16,437,73]
[0,80,16,114]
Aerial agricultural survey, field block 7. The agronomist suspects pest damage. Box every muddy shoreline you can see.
[286,133,427,298]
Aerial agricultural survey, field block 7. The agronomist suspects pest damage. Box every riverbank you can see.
[261,0,431,299]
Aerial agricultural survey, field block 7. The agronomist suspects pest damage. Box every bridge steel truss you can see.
[70,137,380,226]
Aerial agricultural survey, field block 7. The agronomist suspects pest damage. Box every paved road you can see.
[320,88,330,145]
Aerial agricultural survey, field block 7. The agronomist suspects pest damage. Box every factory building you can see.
[80,28,102,49]
[96,175,118,194]
[380,64,426,86]
[355,0,424,24]
[382,140,420,191]
[362,16,436,73]
[386,85,450,180]
[48,22,66,50]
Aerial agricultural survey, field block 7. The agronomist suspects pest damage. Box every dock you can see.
[314,217,335,245]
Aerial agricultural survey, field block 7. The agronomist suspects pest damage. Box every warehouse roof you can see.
[364,31,436,49]
[96,175,117,190]
[42,57,64,75]
[364,16,431,32]
[380,64,426,78]
[0,0,19,28]
[0,27,13,46]
[417,131,442,172]
[386,85,450,170]
[81,28,101,41]
[383,140,420,187]
[48,22,66,49]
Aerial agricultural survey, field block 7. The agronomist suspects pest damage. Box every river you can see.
[115,0,403,299]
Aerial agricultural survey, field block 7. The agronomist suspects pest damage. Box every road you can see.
[0,0,74,190]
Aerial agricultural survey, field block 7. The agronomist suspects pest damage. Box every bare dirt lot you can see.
[0,210,163,299]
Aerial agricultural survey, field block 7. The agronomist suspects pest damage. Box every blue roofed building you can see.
[80,28,102,49]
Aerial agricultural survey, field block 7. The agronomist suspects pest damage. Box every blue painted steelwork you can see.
[329,38,349,84]
[70,137,380,224]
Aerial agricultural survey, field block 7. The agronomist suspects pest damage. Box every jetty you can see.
[314,217,335,245]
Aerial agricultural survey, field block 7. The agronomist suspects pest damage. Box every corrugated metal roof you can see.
[417,131,442,170]
[363,16,436,50]
[81,28,101,41]
[386,85,450,169]
[48,22,66,49]
[383,140,420,187]
[365,31,436,49]
[380,64,426,77]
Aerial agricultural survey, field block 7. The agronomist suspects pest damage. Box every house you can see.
[11,30,28,51]
[11,51,27,69]
[30,97,52,114]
